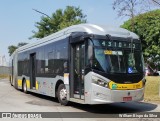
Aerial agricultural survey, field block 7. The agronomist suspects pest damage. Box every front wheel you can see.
[57,84,68,105]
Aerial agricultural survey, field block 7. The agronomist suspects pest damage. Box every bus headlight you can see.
[92,76,109,88]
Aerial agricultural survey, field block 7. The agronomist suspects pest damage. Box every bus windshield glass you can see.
[89,39,144,74]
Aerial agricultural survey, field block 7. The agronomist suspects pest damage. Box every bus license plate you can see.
[123,97,132,101]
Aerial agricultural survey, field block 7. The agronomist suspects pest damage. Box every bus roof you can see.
[17,23,139,52]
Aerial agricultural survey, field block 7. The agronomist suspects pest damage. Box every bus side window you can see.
[37,47,45,75]
[44,45,52,74]
[54,40,68,75]
[48,51,54,74]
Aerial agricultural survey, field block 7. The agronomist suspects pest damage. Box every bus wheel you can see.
[23,80,28,93]
[57,84,68,105]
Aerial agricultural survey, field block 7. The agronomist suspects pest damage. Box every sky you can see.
[0,0,129,61]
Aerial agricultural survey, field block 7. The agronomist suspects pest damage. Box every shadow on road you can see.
[25,91,157,114]
[22,91,60,106]
[69,102,158,114]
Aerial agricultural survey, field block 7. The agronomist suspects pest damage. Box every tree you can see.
[8,45,17,56]
[17,42,28,47]
[8,42,28,56]
[121,10,160,63]
[113,0,160,31]
[113,0,138,18]
[113,0,142,31]
[31,6,87,39]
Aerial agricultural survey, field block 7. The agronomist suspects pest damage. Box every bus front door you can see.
[71,42,85,99]
[30,53,36,89]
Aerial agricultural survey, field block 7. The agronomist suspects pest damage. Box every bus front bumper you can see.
[89,83,144,104]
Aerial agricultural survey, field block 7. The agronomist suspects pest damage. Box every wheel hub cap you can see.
[60,88,67,100]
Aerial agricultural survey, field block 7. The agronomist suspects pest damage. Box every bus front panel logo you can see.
[112,84,117,89]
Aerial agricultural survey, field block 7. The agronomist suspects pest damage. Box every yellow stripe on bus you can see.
[18,79,22,87]
[18,79,38,90]
[109,80,143,90]
[36,81,39,90]
[26,80,30,88]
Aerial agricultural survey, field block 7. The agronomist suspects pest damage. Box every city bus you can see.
[9,24,146,105]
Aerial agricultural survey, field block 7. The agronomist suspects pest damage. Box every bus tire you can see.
[57,84,68,105]
[23,80,28,94]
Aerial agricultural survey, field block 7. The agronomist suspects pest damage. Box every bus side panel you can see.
[14,35,70,99]
[84,72,93,104]
[13,52,18,89]
[35,77,64,97]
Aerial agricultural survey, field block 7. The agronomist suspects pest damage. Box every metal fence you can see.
[0,66,9,75]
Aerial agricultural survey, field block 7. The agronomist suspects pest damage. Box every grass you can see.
[144,76,160,103]
[0,74,9,79]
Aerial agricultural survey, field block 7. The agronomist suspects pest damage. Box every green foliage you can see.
[31,6,87,39]
[8,42,28,56]
[121,9,160,62]
[17,42,28,47]
[8,46,17,56]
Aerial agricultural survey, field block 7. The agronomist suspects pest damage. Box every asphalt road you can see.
[0,78,160,121]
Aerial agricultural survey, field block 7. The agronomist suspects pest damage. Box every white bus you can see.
[9,24,146,105]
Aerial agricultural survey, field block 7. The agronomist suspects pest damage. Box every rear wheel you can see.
[23,80,28,93]
[57,84,68,105]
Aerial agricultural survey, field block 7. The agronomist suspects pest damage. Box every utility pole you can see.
[32,9,51,19]
[152,0,160,6]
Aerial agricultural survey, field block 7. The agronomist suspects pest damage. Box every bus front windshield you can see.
[89,39,144,74]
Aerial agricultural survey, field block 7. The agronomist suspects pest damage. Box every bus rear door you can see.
[30,53,36,89]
